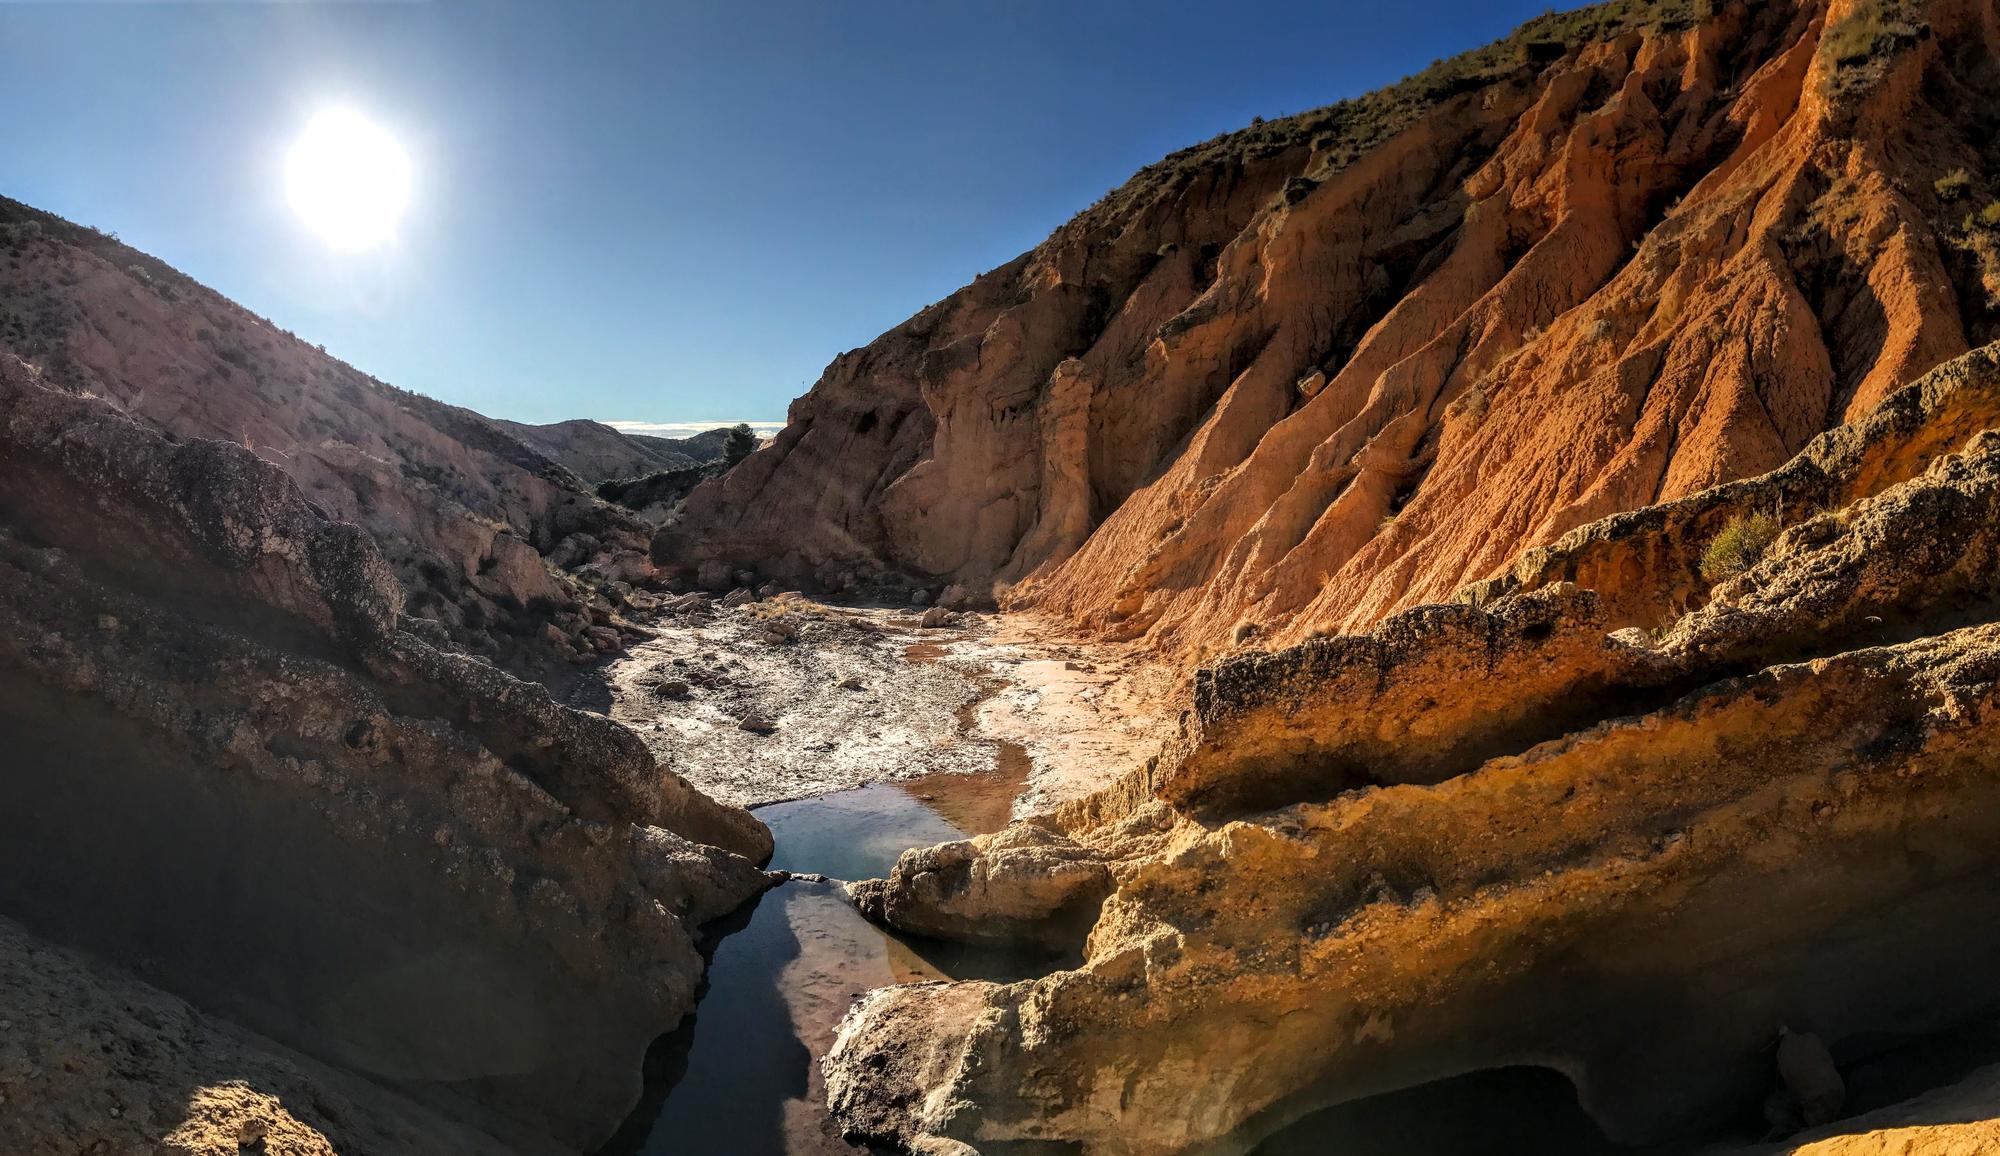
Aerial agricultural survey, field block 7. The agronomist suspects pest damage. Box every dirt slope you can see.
[0,197,654,667]
[666,0,2000,666]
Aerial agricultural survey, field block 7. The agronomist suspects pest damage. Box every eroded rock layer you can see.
[825,342,2000,1154]
[0,356,772,1151]
[669,0,2000,667]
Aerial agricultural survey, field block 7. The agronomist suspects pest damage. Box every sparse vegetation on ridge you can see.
[1820,0,1927,99]
[1062,0,1720,242]
[1699,510,1781,583]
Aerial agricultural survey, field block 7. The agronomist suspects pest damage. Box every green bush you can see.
[1936,168,1973,202]
[1699,511,1780,583]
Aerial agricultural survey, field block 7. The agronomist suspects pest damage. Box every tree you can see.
[723,422,757,465]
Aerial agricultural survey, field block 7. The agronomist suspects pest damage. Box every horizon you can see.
[2,0,1555,430]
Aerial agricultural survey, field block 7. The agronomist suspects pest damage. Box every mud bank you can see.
[599,599,1172,812]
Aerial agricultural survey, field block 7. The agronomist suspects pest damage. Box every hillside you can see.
[664,0,2000,666]
[0,355,772,1151]
[495,417,699,481]
[496,419,740,484]
[0,197,654,666]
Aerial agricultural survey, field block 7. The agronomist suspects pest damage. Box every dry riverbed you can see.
[593,594,1172,820]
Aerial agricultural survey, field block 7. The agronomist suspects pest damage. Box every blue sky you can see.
[0,0,1552,427]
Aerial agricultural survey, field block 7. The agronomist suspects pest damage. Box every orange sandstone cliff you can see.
[665,0,2000,665]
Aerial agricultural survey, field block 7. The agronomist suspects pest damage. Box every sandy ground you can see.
[593,595,1175,817]
[0,915,529,1156]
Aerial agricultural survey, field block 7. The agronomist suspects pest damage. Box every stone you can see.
[824,341,2000,1155]
[1777,1029,1846,1129]
[696,560,732,592]
[721,587,755,608]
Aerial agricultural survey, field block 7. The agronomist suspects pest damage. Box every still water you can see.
[599,783,1047,1156]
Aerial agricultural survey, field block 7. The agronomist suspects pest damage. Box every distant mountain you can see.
[496,420,742,485]
[496,417,696,481]
[628,425,735,464]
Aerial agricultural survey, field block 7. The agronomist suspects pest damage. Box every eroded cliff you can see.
[668,0,2000,669]
[824,342,2000,1153]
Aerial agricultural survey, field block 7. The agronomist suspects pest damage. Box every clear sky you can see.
[0,0,1552,428]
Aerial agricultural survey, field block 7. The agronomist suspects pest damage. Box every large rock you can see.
[824,339,2000,1154]
[667,0,1998,668]
[0,363,772,1150]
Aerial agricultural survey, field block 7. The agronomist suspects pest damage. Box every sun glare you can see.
[285,108,411,252]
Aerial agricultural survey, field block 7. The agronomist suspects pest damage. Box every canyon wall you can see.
[0,354,772,1150]
[0,198,655,667]
[826,336,2000,1155]
[668,0,2000,666]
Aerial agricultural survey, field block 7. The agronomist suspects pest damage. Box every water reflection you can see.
[601,781,1046,1156]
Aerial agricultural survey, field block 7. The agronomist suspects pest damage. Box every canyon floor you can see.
[587,598,1176,815]
[578,595,1172,1154]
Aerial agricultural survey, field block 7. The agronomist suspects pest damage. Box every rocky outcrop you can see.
[0,359,772,1150]
[823,340,2000,1154]
[0,198,654,667]
[668,0,2000,665]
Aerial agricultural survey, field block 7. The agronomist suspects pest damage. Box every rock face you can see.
[667,0,2000,665]
[0,198,654,667]
[0,357,772,1151]
[823,341,2000,1154]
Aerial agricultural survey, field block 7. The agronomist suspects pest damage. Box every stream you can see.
[598,777,1054,1156]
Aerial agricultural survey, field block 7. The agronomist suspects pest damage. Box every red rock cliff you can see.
[666,0,2000,664]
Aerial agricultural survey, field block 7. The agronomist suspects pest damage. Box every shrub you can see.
[1980,202,2000,230]
[1448,383,1489,426]
[1936,168,1973,202]
[1699,511,1780,583]
[722,422,757,465]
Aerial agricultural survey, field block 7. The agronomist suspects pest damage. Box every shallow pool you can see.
[598,780,1050,1156]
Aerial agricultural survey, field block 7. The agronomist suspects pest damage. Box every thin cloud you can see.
[605,419,785,438]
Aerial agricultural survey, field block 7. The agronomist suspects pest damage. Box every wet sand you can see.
[600,596,1173,818]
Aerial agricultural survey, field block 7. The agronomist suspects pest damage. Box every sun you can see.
[285,108,411,252]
